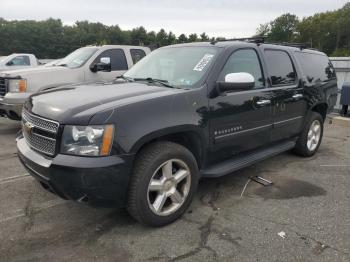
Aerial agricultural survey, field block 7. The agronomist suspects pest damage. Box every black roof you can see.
[167,40,325,55]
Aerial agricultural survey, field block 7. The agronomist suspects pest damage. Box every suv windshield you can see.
[58,47,98,68]
[124,46,218,88]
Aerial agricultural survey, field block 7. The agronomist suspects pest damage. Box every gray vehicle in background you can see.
[0,45,150,120]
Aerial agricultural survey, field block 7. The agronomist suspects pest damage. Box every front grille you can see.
[22,109,59,133]
[0,77,8,97]
[22,109,60,156]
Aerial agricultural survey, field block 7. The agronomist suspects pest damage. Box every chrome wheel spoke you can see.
[147,158,192,216]
[174,169,188,184]
[153,193,167,212]
[170,190,183,203]
[149,179,163,192]
[313,125,320,134]
[308,130,313,139]
[307,140,312,148]
[162,161,173,179]
[307,120,321,151]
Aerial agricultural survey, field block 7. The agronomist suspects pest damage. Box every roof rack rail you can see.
[267,42,311,50]
[210,36,265,45]
[210,38,314,50]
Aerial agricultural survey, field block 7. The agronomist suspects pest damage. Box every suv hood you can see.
[26,81,178,125]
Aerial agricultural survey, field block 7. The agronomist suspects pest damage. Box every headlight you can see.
[61,125,114,156]
[8,79,27,93]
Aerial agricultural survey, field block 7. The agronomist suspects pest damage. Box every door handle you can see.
[256,99,271,106]
[292,94,303,99]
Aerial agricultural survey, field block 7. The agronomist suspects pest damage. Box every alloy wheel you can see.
[307,119,321,152]
[147,159,191,216]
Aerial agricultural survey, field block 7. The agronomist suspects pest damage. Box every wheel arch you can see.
[311,102,328,121]
[130,127,206,169]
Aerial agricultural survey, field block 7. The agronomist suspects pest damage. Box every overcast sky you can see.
[1,0,349,37]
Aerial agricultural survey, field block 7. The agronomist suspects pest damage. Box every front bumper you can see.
[0,98,23,120]
[0,93,31,120]
[17,136,134,207]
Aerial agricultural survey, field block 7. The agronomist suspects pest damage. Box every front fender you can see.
[129,125,207,154]
[112,88,209,155]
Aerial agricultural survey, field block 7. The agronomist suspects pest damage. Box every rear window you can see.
[264,50,296,86]
[130,49,146,64]
[295,52,336,83]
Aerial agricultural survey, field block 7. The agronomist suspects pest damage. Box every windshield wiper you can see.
[57,63,68,67]
[116,75,134,82]
[134,77,175,88]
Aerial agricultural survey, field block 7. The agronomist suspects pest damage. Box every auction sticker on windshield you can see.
[193,54,214,71]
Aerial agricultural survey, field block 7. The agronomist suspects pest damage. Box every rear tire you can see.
[127,141,199,227]
[293,112,323,157]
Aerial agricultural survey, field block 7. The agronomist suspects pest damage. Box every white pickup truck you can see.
[0,45,150,120]
[0,54,40,72]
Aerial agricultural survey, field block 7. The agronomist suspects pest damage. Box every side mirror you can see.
[90,57,111,72]
[217,72,255,93]
[6,60,14,66]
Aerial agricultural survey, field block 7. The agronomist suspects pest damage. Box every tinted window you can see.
[8,56,30,66]
[219,49,264,88]
[295,52,336,83]
[264,50,296,86]
[94,49,128,71]
[130,49,146,64]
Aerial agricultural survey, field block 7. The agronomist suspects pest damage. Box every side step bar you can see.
[201,141,296,178]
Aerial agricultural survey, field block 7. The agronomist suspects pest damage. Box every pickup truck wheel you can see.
[127,141,199,227]
[293,112,323,157]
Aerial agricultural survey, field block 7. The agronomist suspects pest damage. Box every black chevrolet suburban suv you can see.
[17,39,338,226]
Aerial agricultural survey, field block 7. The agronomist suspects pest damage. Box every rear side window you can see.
[264,50,296,86]
[295,52,336,83]
[94,49,128,71]
[130,49,146,64]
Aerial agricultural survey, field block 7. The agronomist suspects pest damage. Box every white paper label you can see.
[193,54,214,71]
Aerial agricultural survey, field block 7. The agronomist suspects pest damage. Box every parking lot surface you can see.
[0,117,349,262]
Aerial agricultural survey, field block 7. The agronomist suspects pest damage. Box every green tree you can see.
[130,26,148,45]
[177,34,188,43]
[167,31,176,45]
[257,3,350,55]
[255,23,270,37]
[188,33,198,42]
[200,32,209,41]
[156,29,168,46]
[267,13,299,42]
[146,31,157,45]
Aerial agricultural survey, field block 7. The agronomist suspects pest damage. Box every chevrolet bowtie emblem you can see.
[23,121,35,134]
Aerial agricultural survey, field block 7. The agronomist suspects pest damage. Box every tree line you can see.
[0,2,349,58]
[256,2,350,56]
[0,18,215,58]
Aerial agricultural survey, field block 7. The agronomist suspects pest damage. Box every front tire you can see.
[127,141,199,227]
[293,112,324,157]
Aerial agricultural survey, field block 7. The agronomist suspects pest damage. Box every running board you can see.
[201,141,296,177]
